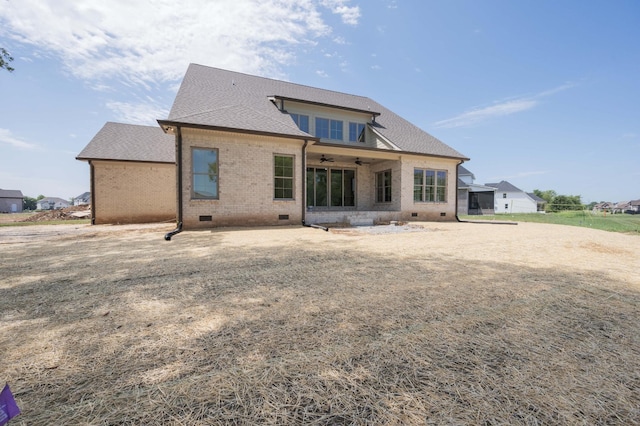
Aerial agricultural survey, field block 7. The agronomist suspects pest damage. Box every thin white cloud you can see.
[433,83,577,129]
[320,0,361,25]
[106,100,170,126]
[0,128,38,150]
[0,0,359,87]
[316,70,329,78]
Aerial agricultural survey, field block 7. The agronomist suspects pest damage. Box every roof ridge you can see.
[189,63,376,103]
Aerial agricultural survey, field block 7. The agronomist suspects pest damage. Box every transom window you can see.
[274,155,294,200]
[414,168,447,202]
[375,170,392,203]
[306,167,355,207]
[192,148,219,199]
[290,113,309,133]
[315,118,343,141]
[349,122,365,142]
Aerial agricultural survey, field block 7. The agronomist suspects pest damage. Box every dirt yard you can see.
[1,222,639,425]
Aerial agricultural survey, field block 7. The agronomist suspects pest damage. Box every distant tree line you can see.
[533,189,583,212]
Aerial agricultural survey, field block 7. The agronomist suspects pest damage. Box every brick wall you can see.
[180,128,305,229]
[92,160,175,224]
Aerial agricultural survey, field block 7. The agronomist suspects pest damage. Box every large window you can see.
[349,122,365,142]
[192,148,218,199]
[376,170,392,203]
[414,168,447,202]
[290,113,309,133]
[306,167,355,208]
[315,117,343,141]
[274,155,294,200]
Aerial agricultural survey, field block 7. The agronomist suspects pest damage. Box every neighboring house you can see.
[612,201,631,214]
[76,122,176,224]
[0,189,24,213]
[485,181,541,214]
[80,64,469,229]
[527,193,547,212]
[37,197,70,210]
[592,202,613,213]
[457,166,495,215]
[628,199,640,213]
[73,192,91,206]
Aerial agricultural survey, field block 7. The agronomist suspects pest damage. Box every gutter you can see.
[165,126,184,240]
[89,161,96,225]
[300,139,328,232]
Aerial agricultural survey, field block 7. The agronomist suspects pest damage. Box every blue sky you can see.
[1,0,638,203]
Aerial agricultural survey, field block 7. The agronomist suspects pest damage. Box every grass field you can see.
[460,211,640,234]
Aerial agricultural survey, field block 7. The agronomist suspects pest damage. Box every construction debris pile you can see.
[21,205,91,222]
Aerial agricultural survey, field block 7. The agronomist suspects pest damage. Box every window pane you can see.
[343,169,355,206]
[315,168,327,206]
[349,122,364,142]
[425,170,435,185]
[193,149,217,174]
[315,118,329,138]
[331,169,343,206]
[193,174,218,198]
[299,115,309,133]
[306,168,314,206]
[330,120,343,140]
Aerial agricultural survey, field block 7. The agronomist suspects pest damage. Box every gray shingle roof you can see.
[0,189,23,198]
[485,181,524,193]
[163,64,467,159]
[77,122,175,163]
[527,193,546,203]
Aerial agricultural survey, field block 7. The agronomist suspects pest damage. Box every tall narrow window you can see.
[192,148,219,199]
[349,122,365,142]
[274,155,294,199]
[436,171,447,202]
[413,169,424,201]
[376,170,392,203]
[290,113,309,133]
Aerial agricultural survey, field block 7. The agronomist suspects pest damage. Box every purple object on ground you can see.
[0,384,21,426]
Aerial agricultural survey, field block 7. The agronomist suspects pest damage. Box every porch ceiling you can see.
[306,146,400,166]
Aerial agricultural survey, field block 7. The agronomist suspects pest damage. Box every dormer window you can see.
[290,113,309,133]
[315,117,343,141]
[349,122,365,142]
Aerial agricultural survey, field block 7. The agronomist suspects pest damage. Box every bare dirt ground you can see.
[1,222,639,425]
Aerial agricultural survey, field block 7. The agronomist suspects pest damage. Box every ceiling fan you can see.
[354,158,371,166]
[320,155,334,163]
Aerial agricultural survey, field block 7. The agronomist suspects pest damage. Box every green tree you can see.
[23,196,37,210]
[1,48,14,73]
[549,194,582,212]
[533,189,557,204]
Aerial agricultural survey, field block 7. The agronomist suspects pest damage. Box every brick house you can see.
[79,64,469,228]
[157,64,468,230]
[77,122,176,224]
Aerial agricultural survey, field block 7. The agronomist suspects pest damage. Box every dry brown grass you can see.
[1,222,639,425]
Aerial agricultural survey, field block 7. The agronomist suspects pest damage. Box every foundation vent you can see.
[411,212,418,217]
[278,214,289,220]
[199,215,213,221]
[440,212,446,217]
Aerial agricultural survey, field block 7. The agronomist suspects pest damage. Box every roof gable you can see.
[485,181,524,193]
[165,64,467,159]
[0,189,24,198]
[77,122,175,163]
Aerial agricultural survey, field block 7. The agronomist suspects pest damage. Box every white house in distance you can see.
[457,166,496,215]
[37,197,70,210]
[485,181,544,214]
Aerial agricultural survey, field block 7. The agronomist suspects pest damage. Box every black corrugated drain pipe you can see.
[164,221,183,240]
[301,139,329,232]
